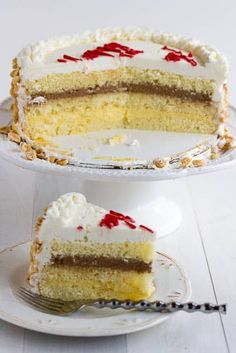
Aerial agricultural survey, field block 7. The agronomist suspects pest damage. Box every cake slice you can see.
[28,193,156,301]
[11,27,228,145]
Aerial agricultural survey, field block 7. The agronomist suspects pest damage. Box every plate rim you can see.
[0,241,191,337]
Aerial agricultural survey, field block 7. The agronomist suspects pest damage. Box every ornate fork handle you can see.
[16,287,227,315]
[91,300,227,314]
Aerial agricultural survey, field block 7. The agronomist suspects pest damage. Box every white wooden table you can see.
[1,0,236,351]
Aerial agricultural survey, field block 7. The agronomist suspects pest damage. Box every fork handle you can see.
[91,300,227,314]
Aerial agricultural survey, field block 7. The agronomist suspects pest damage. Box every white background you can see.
[0,1,236,352]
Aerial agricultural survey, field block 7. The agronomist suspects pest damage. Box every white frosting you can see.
[18,41,222,82]
[17,27,228,104]
[38,192,156,243]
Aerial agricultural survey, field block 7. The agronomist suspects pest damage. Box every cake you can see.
[28,193,156,301]
[11,27,228,146]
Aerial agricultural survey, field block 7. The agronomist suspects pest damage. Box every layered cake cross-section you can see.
[28,193,156,301]
[11,27,228,145]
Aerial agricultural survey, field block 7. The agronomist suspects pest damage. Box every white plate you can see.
[0,242,191,336]
[52,128,216,165]
[0,98,235,181]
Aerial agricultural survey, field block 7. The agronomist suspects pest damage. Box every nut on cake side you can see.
[28,193,156,301]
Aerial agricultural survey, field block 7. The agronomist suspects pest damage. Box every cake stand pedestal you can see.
[80,179,182,237]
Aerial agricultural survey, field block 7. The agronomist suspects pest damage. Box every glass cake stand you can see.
[1,98,236,238]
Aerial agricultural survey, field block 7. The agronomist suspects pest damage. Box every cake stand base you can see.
[80,179,182,238]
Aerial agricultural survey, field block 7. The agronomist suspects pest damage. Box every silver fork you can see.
[16,287,227,316]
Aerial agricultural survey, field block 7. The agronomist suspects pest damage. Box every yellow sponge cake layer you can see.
[24,92,218,140]
[126,93,218,133]
[39,266,155,301]
[24,93,126,139]
[51,239,154,264]
[25,67,215,98]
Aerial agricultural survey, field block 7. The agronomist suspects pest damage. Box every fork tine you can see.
[19,287,65,307]
[16,292,61,314]
[18,288,64,309]
[17,290,62,312]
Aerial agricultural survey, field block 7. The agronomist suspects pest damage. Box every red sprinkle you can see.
[99,214,119,229]
[165,52,181,62]
[124,220,136,229]
[99,210,136,230]
[109,210,126,220]
[139,225,154,233]
[109,210,135,223]
[82,49,114,60]
[57,42,144,63]
[81,42,143,60]
[124,215,135,223]
[162,45,197,67]
[77,225,84,231]
[63,54,81,62]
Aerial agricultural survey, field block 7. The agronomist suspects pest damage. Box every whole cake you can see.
[11,27,228,145]
[28,193,156,301]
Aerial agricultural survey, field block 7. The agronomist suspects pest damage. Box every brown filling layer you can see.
[30,83,212,103]
[51,255,152,273]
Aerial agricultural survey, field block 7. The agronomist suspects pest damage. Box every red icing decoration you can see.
[109,210,135,223]
[124,220,136,229]
[109,210,126,220]
[99,210,136,230]
[99,213,119,229]
[139,224,154,233]
[77,225,84,231]
[125,215,135,223]
[63,54,81,62]
[57,59,67,63]
[57,42,143,63]
[162,45,197,67]
[81,42,143,60]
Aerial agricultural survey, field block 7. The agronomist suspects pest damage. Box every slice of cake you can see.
[28,193,156,301]
[11,27,228,145]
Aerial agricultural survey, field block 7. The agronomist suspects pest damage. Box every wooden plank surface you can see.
[127,177,230,353]
[0,159,35,353]
[187,166,236,352]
